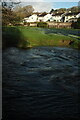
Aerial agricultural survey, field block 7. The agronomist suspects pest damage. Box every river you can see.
[2,47,80,119]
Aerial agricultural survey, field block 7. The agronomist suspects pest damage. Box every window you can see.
[66,16,68,19]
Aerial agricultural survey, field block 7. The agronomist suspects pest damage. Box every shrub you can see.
[71,17,80,29]
[37,22,48,28]
[2,27,22,49]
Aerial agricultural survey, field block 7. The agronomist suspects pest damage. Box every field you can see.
[2,26,80,49]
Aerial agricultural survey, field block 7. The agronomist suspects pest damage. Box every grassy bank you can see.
[2,26,80,49]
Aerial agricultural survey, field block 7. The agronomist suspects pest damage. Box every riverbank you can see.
[2,26,80,49]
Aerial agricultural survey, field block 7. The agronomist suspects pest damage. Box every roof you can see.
[38,13,48,17]
[52,13,64,16]
[26,15,32,17]
[32,12,41,15]
[65,12,80,16]
[68,18,77,20]
[52,12,80,16]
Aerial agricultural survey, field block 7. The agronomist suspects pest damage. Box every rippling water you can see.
[3,47,80,119]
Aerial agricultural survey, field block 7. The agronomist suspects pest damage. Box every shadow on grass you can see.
[2,26,80,50]
[2,27,29,49]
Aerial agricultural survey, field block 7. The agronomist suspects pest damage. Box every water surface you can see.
[3,47,80,119]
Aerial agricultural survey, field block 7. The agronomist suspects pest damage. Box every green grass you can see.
[2,26,80,49]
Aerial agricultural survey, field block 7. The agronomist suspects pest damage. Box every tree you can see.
[50,9,54,14]
[14,5,34,19]
[67,6,80,13]
[71,17,80,29]
[58,8,66,13]
[2,0,21,10]
[2,7,21,26]
[76,17,80,29]
[2,1,21,25]
[2,1,34,26]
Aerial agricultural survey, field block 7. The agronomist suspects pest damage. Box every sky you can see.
[1,0,80,12]
[20,1,79,12]
[19,0,79,12]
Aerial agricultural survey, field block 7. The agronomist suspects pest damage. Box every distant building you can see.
[42,14,52,22]
[61,12,80,22]
[23,11,80,23]
[52,13,64,22]
[37,13,46,22]
[23,13,52,23]
[67,18,78,22]
[37,13,52,22]
[24,14,38,23]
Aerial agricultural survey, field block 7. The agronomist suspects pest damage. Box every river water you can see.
[2,47,80,119]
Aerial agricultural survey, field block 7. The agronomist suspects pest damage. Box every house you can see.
[61,12,80,22]
[24,14,38,23]
[23,11,80,23]
[67,18,78,22]
[42,14,52,22]
[37,12,48,22]
[37,14,45,22]
[23,13,47,23]
[23,13,53,23]
[37,13,52,22]
[52,13,63,22]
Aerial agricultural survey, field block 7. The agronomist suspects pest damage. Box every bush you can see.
[71,17,80,29]
[76,17,80,29]
[2,27,22,49]
[37,22,48,28]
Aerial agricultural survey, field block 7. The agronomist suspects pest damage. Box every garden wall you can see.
[23,22,72,28]
[47,22,72,28]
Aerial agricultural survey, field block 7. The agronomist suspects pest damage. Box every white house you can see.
[37,15,44,22]
[61,12,80,22]
[37,13,47,22]
[23,12,80,23]
[67,18,78,22]
[23,13,53,23]
[43,14,52,22]
[52,13,63,22]
[76,13,80,18]
[24,14,38,23]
